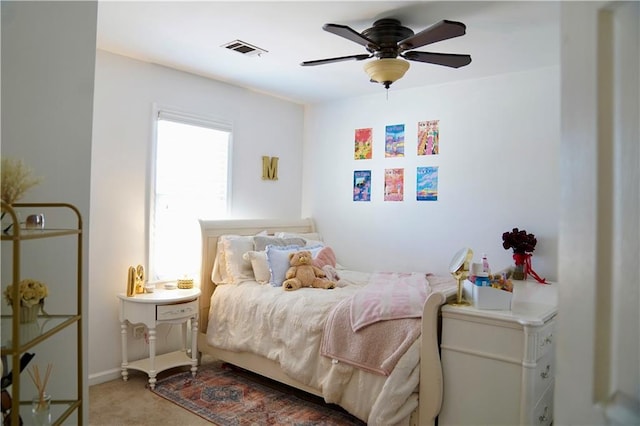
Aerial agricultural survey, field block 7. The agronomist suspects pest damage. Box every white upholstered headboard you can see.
[198,218,316,332]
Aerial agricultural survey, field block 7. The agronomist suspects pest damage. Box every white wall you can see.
[1,1,97,422]
[303,66,560,279]
[89,53,560,387]
[89,51,304,383]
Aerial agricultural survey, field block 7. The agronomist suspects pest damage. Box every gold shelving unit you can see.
[1,201,83,425]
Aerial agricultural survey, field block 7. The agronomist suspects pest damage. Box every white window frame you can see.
[148,104,233,282]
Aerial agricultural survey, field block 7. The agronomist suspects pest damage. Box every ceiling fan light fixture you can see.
[363,58,410,89]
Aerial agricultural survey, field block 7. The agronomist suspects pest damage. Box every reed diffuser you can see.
[28,363,53,425]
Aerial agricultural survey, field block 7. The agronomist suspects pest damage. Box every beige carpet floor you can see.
[89,360,214,426]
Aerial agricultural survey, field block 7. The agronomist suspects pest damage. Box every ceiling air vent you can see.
[221,40,268,57]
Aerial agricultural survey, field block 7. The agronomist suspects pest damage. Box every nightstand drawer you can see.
[156,299,198,321]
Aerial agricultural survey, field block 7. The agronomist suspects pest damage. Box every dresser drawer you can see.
[536,319,555,360]
[156,299,198,321]
[533,351,555,400]
[531,384,554,426]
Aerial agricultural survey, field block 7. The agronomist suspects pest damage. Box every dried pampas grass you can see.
[1,157,43,204]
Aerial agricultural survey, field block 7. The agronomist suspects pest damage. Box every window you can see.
[151,109,231,282]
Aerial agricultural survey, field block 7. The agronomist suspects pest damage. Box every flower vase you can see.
[20,304,40,323]
[21,321,43,342]
[31,393,52,426]
[512,252,527,280]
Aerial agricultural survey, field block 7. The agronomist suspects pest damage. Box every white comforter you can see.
[205,270,425,425]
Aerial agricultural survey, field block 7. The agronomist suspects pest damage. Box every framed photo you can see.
[384,168,404,201]
[353,170,371,201]
[354,128,373,160]
[417,120,439,156]
[385,124,405,157]
[417,166,438,201]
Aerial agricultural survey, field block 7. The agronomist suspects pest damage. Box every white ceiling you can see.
[96,1,560,104]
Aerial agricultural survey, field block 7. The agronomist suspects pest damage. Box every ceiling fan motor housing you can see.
[362,19,414,59]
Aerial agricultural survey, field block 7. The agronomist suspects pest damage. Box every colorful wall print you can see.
[354,128,373,160]
[384,168,404,201]
[353,170,371,201]
[417,166,439,201]
[417,120,440,156]
[385,124,405,157]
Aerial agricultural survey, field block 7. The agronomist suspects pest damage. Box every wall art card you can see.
[417,166,439,201]
[385,124,405,157]
[384,168,404,201]
[417,120,439,156]
[353,170,371,201]
[354,128,373,160]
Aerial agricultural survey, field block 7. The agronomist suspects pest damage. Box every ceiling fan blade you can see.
[398,20,467,50]
[301,54,372,67]
[402,51,472,68]
[323,23,379,50]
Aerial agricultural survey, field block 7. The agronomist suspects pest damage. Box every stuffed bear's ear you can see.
[289,252,296,260]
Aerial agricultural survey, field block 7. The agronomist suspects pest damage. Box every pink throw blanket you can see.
[321,298,421,375]
[321,273,450,376]
[350,272,430,331]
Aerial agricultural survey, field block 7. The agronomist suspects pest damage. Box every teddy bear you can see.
[282,250,336,291]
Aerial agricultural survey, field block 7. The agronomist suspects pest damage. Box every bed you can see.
[197,218,457,425]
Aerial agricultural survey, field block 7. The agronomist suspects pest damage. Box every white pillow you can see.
[253,236,306,252]
[266,244,323,287]
[211,235,255,284]
[243,250,270,284]
[275,232,324,248]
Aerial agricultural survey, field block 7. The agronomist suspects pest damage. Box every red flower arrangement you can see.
[502,228,546,283]
[502,228,537,254]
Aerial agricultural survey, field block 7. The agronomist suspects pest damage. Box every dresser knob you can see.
[538,406,549,423]
[541,365,551,379]
[540,334,553,347]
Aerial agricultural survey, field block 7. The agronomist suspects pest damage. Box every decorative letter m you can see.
[262,156,279,181]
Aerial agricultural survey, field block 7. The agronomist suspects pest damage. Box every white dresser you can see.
[439,280,557,425]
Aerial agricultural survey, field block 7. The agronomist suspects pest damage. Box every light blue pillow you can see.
[266,244,324,287]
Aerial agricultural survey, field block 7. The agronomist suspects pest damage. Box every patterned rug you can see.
[152,363,365,425]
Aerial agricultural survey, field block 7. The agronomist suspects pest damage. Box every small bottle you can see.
[482,253,491,274]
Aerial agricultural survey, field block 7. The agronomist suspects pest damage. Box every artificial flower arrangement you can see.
[4,278,48,307]
[502,227,546,283]
[1,157,43,205]
[502,227,537,254]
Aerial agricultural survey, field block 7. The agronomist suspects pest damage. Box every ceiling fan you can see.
[301,18,472,89]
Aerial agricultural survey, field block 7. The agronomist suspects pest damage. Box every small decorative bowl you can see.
[177,278,194,289]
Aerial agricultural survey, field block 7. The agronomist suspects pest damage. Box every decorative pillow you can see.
[275,231,323,241]
[312,246,337,269]
[275,232,324,247]
[266,244,323,287]
[253,236,306,252]
[212,235,255,284]
[242,250,270,284]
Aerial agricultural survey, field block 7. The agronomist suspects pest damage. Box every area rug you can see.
[152,363,365,425]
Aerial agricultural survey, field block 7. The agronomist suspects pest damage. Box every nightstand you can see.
[117,287,200,389]
[438,280,557,425]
